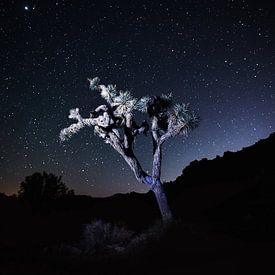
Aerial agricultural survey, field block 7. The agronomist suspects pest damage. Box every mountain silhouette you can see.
[1,133,275,274]
[166,132,275,238]
[173,132,274,187]
[0,133,274,239]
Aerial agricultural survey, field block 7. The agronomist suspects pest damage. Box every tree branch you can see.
[152,144,162,179]
[150,115,182,181]
[123,113,134,150]
[107,131,148,184]
[158,115,185,144]
[151,116,160,143]
[150,116,163,180]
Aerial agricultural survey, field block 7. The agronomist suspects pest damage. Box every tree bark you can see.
[151,179,173,222]
[108,118,173,222]
[151,142,173,222]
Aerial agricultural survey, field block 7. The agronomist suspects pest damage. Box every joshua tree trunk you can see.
[151,179,173,222]
[106,120,174,222]
[150,142,173,222]
[117,147,173,222]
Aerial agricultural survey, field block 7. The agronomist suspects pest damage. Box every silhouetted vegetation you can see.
[18,172,74,213]
[19,172,74,200]
[1,133,275,274]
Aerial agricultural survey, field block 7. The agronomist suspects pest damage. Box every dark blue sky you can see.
[1,0,274,196]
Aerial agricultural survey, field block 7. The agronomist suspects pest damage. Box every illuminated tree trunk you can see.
[151,179,173,222]
[150,143,173,222]
[118,149,173,222]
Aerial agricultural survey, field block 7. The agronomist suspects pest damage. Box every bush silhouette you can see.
[18,172,74,209]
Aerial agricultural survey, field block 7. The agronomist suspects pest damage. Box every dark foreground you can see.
[1,209,275,275]
[1,133,275,274]
[1,188,275,275]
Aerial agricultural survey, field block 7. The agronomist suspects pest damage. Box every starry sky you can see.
[1,0,274,197]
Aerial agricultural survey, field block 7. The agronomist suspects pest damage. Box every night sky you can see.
[1,0,274,197]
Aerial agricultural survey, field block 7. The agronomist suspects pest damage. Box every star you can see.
[24,5,35,11]
[0,0,274,197]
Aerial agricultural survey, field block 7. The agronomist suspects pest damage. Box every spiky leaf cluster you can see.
[135,93,173,117]
[60,77,199,144]
[135,96,151,112]
[173,103,199,134]
[113,91,137,115]
[89,77,137,116]
[88,77,100,90]
[68,108,82,121]
[98,84,118,105]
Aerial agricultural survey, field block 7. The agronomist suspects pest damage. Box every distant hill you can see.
[166,132,275,238]
[1,132,275,275]
[93,132,275,222]
[0,133,274,247]
[172,132,275,187]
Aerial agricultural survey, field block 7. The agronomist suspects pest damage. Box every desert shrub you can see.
[127,220,171,250]
[46,220,178,260]
[81,220,134,254]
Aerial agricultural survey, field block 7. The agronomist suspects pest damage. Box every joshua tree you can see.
[60,77,199,222]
